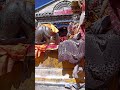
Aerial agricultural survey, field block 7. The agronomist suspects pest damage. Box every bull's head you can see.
[35,25,59,45]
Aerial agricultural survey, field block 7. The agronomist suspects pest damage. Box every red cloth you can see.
[47,44,58,50]
[60,36,67,42]
[80,24,85,40]
[35,45,47,58]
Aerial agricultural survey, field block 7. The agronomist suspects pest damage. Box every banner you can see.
[53,7,73,15]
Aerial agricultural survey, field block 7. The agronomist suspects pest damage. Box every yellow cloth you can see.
[35,45,47,58]
[42,24,59,33]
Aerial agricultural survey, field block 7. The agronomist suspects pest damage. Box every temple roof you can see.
[35,0,78,17]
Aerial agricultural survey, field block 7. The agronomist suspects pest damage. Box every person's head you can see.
[72,14,79,21]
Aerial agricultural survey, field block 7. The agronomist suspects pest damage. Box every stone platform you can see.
[35,50,85,87]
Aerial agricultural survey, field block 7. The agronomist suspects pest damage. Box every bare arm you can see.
[72,63,80,78]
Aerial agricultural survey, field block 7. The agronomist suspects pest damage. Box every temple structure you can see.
[35,0,74,23]
[35,0,80,41]
[35,0,85,87]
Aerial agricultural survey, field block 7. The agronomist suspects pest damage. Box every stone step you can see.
[35,67,85,84]
[35,67,84,77]
[35,76,75,85]
[35,84,85,90]
[35,76,85,86]
[35,67,71,77]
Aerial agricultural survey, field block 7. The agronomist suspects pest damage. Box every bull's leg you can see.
[0,55,8,76]
[7,58,15,73]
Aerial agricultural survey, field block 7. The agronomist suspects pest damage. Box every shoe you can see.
[65,84,71,89]
[72,84,81,90]
[80,83,85,88]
